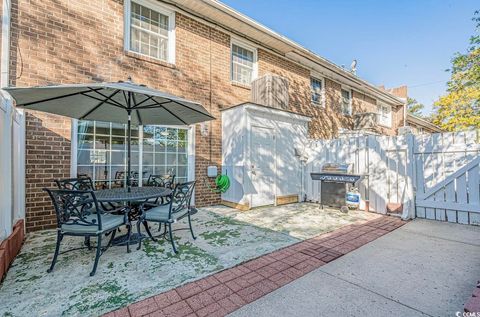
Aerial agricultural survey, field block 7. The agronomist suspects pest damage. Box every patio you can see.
[0,203,382,317]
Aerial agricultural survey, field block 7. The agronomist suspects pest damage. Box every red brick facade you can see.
[8,0,404,231]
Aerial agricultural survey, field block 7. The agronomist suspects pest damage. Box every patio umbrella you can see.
[5,79,215,191]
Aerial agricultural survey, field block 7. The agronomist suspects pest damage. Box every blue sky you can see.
[222,0,479,115]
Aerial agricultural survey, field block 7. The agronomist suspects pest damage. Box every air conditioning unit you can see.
[251,74,289,110]
[353,112,378,130]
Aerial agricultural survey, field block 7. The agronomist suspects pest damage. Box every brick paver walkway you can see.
[104,216,406,317]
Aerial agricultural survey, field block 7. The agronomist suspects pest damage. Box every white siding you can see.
[221,104,309,207]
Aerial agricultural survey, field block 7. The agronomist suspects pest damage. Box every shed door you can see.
[250,126,275,207]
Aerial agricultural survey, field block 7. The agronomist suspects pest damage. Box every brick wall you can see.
[25,111,71,231]
[9,0,403,231]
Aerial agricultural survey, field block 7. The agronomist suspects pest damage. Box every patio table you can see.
[94,187,172,247]
[95,186,172,203]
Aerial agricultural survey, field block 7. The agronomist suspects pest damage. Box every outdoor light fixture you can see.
[200,122,209,136]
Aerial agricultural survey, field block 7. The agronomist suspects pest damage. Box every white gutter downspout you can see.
[1,0,11,88]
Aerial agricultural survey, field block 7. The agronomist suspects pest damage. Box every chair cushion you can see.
[144,205,171,222]
[144,205,187,222]
[61,213,125,234]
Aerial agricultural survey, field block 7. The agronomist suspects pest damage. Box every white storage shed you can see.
[221,103,311,210]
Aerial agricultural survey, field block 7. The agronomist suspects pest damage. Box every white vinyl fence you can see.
[414,130,480,224]
[0,91,25,240]
[304,130,480,225]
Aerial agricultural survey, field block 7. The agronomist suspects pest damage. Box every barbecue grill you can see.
[310,163,363,208]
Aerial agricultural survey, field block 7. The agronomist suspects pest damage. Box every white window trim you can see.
[124,0,176,64]
[378,103,392,128]
[230,38,258,86]
[340,86,352,116]
[70,120,194,186]
[310,76,325,108]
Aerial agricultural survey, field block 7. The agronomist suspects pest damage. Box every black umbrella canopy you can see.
[5,80,215,191]
[5,80,215,125]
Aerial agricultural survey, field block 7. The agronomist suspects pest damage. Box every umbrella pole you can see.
[127,109,132,192]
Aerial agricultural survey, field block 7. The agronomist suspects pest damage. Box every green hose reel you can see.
[205,174,230,193]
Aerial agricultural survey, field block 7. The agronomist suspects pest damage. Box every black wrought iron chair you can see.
[55,176,121,212]
[44,189,130,276]
[55,177,95,191]
[146,174,176,189]
[145,174,176,209]
[138,181,196,253]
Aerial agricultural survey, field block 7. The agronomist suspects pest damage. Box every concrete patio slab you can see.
[230,270,428,317]
[0,208,298,317]
[210,203,382,240]
[230,219,480,317]
[0,203,379,317]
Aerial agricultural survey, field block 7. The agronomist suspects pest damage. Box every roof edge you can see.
[201,0,405,105]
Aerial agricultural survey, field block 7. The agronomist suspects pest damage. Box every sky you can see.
[221,0,479,115]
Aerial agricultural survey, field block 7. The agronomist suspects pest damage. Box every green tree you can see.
[407,97,425,117]
[432,10,480,131]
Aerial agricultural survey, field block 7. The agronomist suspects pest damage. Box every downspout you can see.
[1,0,11,88]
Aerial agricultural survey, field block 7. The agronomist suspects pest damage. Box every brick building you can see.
[2,0,406,231]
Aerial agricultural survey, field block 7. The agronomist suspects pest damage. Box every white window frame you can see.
[310,76,325,107]
[230,38,258,86]
[124,0,176,64]
[70,120,195,186]
[378,103,392,128]
[340,87,352,116]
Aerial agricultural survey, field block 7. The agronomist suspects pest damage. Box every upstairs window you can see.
[378,104,392,127]
[125,0,175,64]
[311,77,324,107]
[231,41,257,85]
[341,88,352,115]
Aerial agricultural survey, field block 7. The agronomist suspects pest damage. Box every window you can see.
[378,104,392,127]
[76,121,189,189]
[142,126,188,184]
[125,0,175,63]
[341,89,352,115]
[231,41,257,85]
[311,77,324,106]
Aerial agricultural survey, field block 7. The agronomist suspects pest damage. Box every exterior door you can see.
[250,126,275,207]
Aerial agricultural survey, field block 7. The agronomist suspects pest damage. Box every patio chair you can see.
[146,174,176,189]
[55,176,121,211]
[55,176,95,191]
[146,174,176,208]
[137,181,196,253]
[44,188,131,276]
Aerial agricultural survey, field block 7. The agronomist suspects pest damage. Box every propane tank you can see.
[346,187,361,210]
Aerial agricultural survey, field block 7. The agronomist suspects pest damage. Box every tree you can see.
[432,10,480,131]
[407,97,426,117]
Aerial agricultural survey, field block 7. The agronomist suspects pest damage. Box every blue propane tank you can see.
[346,188,361,210]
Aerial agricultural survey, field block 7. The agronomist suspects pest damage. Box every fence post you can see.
[402,133,416,219]
[0,90,13,239]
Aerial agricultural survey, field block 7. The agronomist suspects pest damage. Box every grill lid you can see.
[321,163,349,174]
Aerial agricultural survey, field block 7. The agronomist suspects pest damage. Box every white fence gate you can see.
[304,130,480,225]
[414,130,480,225]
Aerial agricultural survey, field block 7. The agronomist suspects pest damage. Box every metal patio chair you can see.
[55,176,95,191]
[44,188,130,276]
[137,181,196,253]
[146,174,176,189]
[145,174,176,209]
[55,176,122,211]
